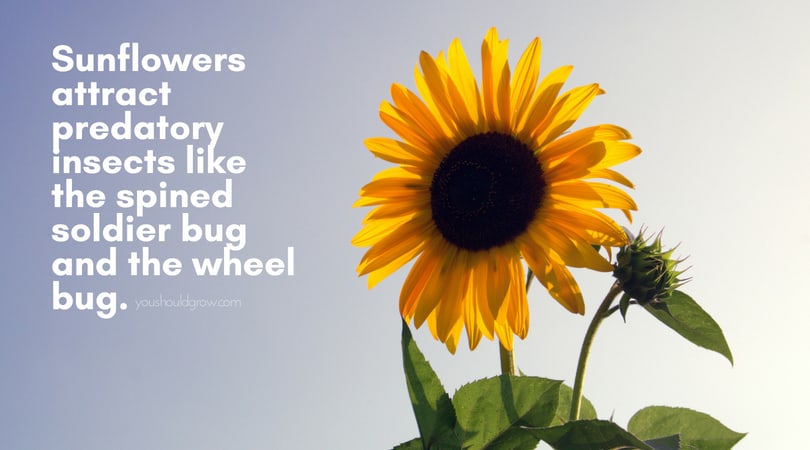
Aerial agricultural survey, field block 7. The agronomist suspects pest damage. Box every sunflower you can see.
[353,28,640,353]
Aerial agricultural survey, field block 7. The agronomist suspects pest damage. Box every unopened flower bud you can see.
[613,229,687,310]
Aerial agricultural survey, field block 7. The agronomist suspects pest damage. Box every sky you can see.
[1,1,809,449]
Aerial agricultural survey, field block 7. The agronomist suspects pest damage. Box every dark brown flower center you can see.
[429,132,545,251]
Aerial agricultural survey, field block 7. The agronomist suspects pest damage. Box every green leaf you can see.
[643,290,733,365]
[628,406,746,450]
[452,375,561,450]
[392,438,423,450]
[551,383,598,425]
[401,320,459,449]
[391,438,460,450]
[527,419,653,450]
[644,435,680,450]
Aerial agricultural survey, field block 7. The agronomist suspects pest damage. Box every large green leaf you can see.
[401,321,459,449]
[527,419,653,450]
[644,435,680,450]
[643,291,733,365]
[392,437,462,450]
[552,383,598,425]
[392,438,423,450]
[628,406,745,450]
[452,375,562,450]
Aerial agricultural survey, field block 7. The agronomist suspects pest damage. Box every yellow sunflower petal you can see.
[472,260,496,340]
[359,177,427,200]
[541,124,632,161]
[413,243,457,327]
[531,83,603,148]
[550,181,637,209]
[366,165,420,182]
[505,257,529,338]
[434,254,470,342]
[486,246,514,318]
[523,244,585,314]
[362,198,427,223]
[365,137,433,166]
[515,65,573,141]
[543,142,607,183]
[527,222,612,271]
[419,51,463,135]
[584,168,635,188]
[380,101,444,155]
[447,38,485,131]
[358,170,425,205]
[464,279,483,350]
[550,181,638,220]
[547,261,585,314]
[494,310,515,351]
[400,242,442,320]
[352,214,414,246]
[510,37,541,127]
[356,182,427,207]
[357,215,431,278]
[544,205,628,247]
[481,27,511,130]
[431,52,479,138]
[442,315,465,354]
[591,141,642,169]
[390,84,449,145]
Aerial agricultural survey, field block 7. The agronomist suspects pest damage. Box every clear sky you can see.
[2,1,808,448]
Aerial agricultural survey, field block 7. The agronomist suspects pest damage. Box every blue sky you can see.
[2,1,809,448]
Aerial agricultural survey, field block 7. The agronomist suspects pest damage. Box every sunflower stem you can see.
[526,268,534,292]
[569,281,623,421]
[499,342,516,376]
[497,270,534,376]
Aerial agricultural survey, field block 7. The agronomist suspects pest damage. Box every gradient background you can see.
[2,1,808,448]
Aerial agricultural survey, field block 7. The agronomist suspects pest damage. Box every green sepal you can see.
[642,290,734,365]
[526,419,653,450]
[401,320,460,449]
[452,375,562,450]
[619,292,632,321]
[628,406,746,450]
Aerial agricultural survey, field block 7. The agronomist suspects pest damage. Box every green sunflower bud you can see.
[613,229,688,317]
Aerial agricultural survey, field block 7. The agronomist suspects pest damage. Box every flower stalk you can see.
[499,343,516,376]
[569,281,623,420]
[498,268,534,376]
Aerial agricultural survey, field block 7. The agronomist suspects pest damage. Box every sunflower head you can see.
[613,229,688,308]
[353,28,641,353]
